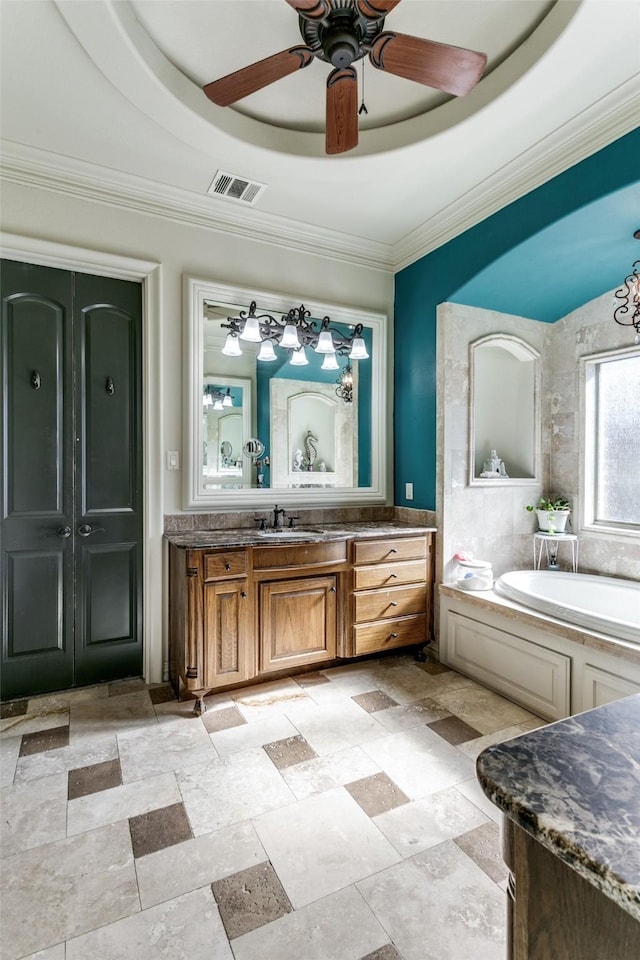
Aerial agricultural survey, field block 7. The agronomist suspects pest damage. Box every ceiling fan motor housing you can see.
[300,4,385,67]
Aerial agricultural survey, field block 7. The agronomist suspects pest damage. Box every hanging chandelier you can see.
[613,232,640,344]
[203,386,233,410]
[220,301,369,368]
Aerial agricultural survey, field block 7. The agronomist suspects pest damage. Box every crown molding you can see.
[393,75,640,272]
[0,141,394,273]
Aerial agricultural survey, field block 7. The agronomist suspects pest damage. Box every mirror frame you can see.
[184,275,387,509]
[468,333,541,487]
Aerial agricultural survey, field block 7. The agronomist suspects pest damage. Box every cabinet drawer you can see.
[353,536,427,565]
[354,584,427,624]
[354,615,427,655]
[353,559,426,590]
[253,539,347,570]
[204,550,247,580]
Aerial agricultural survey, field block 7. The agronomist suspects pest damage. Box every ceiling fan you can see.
[203,0,487,155]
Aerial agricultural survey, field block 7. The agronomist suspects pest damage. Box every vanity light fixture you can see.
[613,231,640,344]
[204,386,234,408]
[220,301,369,366]
[336,361,354,404]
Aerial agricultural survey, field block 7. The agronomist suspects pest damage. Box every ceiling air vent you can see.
[207,170,266,206]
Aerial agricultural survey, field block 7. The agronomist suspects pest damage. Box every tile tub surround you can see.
[476,693,640,921]
[0,654,545,960]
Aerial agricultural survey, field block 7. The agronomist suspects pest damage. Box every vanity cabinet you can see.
[351,535,432,656]
[168,529,434,700]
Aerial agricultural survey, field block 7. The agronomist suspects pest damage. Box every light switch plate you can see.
[405,482,414,500]
[166,450,180,471]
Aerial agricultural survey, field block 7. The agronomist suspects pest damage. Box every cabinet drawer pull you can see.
[389,601,398,607]
[388,573,398,579]
[241,591,247,599]
[225,562,231,571]
[329,586,336,593]
[389,548,397,554]
[388,632,398,639]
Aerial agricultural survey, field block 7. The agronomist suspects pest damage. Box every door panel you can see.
[1,261,142,700]
[1,261,74,697]
[73,272,142,686]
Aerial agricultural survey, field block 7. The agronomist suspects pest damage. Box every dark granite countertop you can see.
[476,694,640,921]
[165,521,436,549]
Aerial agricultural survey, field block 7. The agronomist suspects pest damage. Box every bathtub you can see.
[495,570,640,645]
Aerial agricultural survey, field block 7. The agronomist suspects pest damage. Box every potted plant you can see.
[526,496,571,535]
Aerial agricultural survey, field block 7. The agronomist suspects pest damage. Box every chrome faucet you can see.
[272,504,286,529]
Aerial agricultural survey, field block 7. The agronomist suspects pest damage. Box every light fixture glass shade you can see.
[213,399,224,410]
[289,346,308,366]
[239,315,262,342]
[349,337,369,360]
[203,393,212,406]
[257,339,277,362]
[280,323,300,349]
[222,391,233,407]
[321,353,340,370]
[315,330,335,354]
[221,333,242,357]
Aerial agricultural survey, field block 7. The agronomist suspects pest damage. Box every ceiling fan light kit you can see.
[202,0,487,155]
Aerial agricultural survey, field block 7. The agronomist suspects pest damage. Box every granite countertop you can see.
[476,693,640,921]
[165,521,436,549]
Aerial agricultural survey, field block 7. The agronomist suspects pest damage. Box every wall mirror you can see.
[184,276,387,508]
[469,334,540,486]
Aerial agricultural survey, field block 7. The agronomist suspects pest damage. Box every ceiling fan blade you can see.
[203,46,314,107]
[369,32,487,96]
[285,0,331,19]
[357,1,402,19]
[326,66,358,155]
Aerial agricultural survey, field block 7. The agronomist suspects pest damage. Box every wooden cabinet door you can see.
[203,579,252,688]
[260,575,337,673]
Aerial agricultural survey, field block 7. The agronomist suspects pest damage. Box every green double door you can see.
[1,260,143,700]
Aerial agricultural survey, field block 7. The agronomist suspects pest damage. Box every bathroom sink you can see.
[257,528,325,539]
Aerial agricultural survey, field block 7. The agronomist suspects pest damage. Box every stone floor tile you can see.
[455,721,544,762]
[428,715,482,745]
[361,725,474,799]
[368,664,440,705]
[346,772,410,817]
[1,820,139,959]
[117,715,217,782]
[20,943,66,960]
[305,669,383,704]
[455,778,502,824]
[210,713,300,758]
[371,697,452,733]
[66,887,233,960]
[67,771,182,837]
[294,671,330,687]
[1,772,68,857]
[177,748,295,836]
[231,885,389,960]
[135,820,266,910]
[0,736,20,787]
[263,734,317,769]
[454,821,509,884]
[360,945,403,960]
[27,685,109,711]
[212,860,293,939]
[357,840,505,960]
[202,704,247,734]
[69,690,156,743]
[352,690,400,713]
[108,677,148,696]
[19,724,70,756]
[281,745,382,801]
[68,757,123,800]
[431,680,538,735]
[373,785,489,858]
[417,661,451,676]
[14,734,118,783]
[282,698,386,756]
[253,787,400,909]
[129,800,193,857]
[148,683,177,705]
[0,699,28,719]
[232,678,310,722]
[1,706,69,739]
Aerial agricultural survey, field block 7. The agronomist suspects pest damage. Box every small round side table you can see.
[533,533,578,572]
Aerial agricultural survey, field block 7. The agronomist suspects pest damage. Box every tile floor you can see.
[0,654,546,960]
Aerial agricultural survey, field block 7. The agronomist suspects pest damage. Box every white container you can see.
[456,558,493,591]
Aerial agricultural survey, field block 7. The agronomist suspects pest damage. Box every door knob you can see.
[77,523,105,537]
[56,525,72,538]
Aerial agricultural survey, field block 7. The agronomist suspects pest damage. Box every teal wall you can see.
[394,127,640,510]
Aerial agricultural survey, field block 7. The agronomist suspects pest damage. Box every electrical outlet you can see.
[166,450,180,471]
[405,482,414,500]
